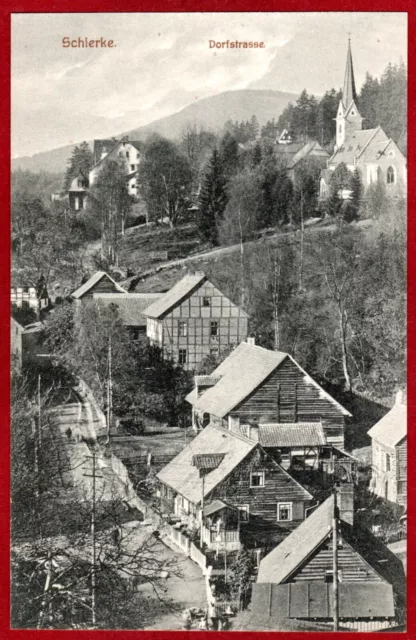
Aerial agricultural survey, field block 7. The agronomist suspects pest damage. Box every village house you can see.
[68,171,89,211]
[11,286,49,316]
[368,392,407,506]
[92,292,162,341]
[143,272,248,371]
[71,271,128,302]
[157,421,313,551]
[186,341,351,450]
[319,39,407,199]
[275,129,330,184]
[89,137,143,196]
[235,484,405,632]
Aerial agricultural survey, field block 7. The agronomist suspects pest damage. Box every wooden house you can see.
[251,485,405,632]
[157,422,313,550]
[187,341,351,449]
[143,272,248,371]
[90,137,143,196]
[92,292,162,341]
[368,396,407,506]
[71,271,127,302]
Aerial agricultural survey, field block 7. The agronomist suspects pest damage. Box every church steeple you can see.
[342,37,357,110]
[335,37,363,151]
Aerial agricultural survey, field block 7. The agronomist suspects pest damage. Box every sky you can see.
[11,12,407,158]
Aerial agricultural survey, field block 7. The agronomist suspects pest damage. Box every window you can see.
[126,151,130,159]
[178,349,187,364]
[237,505,249,522]
[387,166,395,185]
[131,164,135,171]
[77,179,83,187]
[386,453,391,471]
[250,471,265,488]
[179,321,188,337]
[131,182,136,189]
[277,502,292,522]
[202,297,211,307]
[325,570,334,583]
[132,328,140,341]
[210,321,218,337]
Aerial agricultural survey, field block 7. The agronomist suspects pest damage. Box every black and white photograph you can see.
[11,12,407,630]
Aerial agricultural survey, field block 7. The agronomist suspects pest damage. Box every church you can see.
[319,40,407,199]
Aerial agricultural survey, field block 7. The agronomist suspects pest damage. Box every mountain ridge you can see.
[12,88,297,174]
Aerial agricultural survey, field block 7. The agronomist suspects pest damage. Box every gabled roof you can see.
[93,292,162,326]
[203,499,237,517]
[368,403,407,448]
[143,272,221,319]
[257,495,334,584]
[130,141,144,152]
[190,343,351,419]
[71,272,127,299]
[157,422,312,505]
[258,422,326,448]
[287,141,329,169]
[156,422,256,504]
[329,127,383,165]
[249,581,394,621]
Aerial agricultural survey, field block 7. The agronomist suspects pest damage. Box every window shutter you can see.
[292,501,304,521]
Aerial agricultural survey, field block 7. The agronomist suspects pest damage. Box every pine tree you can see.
[64,142,93,191]
[349,168,363,219]
[197,149,227,245]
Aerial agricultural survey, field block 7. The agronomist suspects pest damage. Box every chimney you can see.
[248,422,259,442]
[336,482,354,526]
[247,337,256,346]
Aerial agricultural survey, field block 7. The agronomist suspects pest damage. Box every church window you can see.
[338,125,342,134]
[387,166,395,185]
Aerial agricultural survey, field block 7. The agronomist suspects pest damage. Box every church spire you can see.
[342,36,357,110]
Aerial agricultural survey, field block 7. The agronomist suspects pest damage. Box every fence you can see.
[165,524,208,572]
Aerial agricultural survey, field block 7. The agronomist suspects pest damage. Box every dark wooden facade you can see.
[207,447,312,528]
[77,276,124,301]
[224,358,346,449]
[291,535,383,583]
[147,279,248,371]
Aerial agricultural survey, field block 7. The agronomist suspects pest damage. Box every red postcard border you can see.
[1,3,413,639]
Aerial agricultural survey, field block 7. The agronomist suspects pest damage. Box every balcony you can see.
[201,525,241,551]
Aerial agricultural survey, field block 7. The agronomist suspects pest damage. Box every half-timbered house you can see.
[157,422,313,550]
[187,341,351,449]
[143,271,248,371]
[252,484,405,632]
[368,394,407,506]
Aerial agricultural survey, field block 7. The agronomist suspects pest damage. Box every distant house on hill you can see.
[240,484,405,632]
[186,341,351,449]
[71,271,127,302]
[143,271,248,371]
[274,129,330,185]
[368,392,407,505]
[68,171,89,211]
[319,40,407,199]
[89,137,143,197]
[157,421,313,549]
[92,292,162,341]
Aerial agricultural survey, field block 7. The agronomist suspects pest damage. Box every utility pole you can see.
[332,488,339,631]
[106,335,112,444]
[38,373,42,446]
[91,450,97,628]
[200,473,205,548]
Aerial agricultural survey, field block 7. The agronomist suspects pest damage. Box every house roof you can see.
[244,582,394,623]
[157,422,312,505]
[258,422,326,448]
[257,495,334,584]
[191,342,351,419]
[156,423,256,504]
[130,141,144,152]
[195,375,222,387]
[143,272,208,319]
[71,272,127,299]
[287,141,329,169]
[93,292,162,326]
[203,499,237,517]
[328,127,381,165]
[367,403,407,448]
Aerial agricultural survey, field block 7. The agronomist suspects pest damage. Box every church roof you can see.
[329,128,382,165]
[342,39,358,110]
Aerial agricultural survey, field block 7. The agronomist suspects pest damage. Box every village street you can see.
[46,393,207,629]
